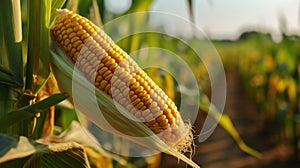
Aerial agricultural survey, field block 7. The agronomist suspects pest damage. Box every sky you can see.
[105,0,300,41]
[196,0,300,40]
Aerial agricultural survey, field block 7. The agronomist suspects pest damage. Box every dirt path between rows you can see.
[160,70,299,168]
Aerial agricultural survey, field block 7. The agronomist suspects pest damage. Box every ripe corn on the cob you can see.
[50,9,192,151]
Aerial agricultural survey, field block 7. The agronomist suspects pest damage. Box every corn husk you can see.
[50,45,199,168]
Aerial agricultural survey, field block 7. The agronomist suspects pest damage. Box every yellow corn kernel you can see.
[50,9,192,150]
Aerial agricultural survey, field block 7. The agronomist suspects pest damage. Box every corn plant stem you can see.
[0,0,25,137]
[0,0,23,85]
[0,85,17,119]
[25,0,51,94]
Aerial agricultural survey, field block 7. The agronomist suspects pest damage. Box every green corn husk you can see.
[50,45,200,168]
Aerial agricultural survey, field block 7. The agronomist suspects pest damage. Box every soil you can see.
[159,70,300,168]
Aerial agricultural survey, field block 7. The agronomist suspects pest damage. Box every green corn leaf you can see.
[50,0,67,25]
[49,121,127,165]
[0,0,23,85]
[89,0,102,27]
[198,94,262,158]
[0,64,13,76]
[0,0,24,136]
[55,105,78,130]
[126,0,153,13]
[0,133,90,168]
[0,65,20,86]
[0,93,68,130]
[78,0,92,16]
[123,0,153,53]
[25,0,51,93]
[67,0,80,13]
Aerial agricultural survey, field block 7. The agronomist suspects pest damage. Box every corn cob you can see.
[50,9,192,150]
